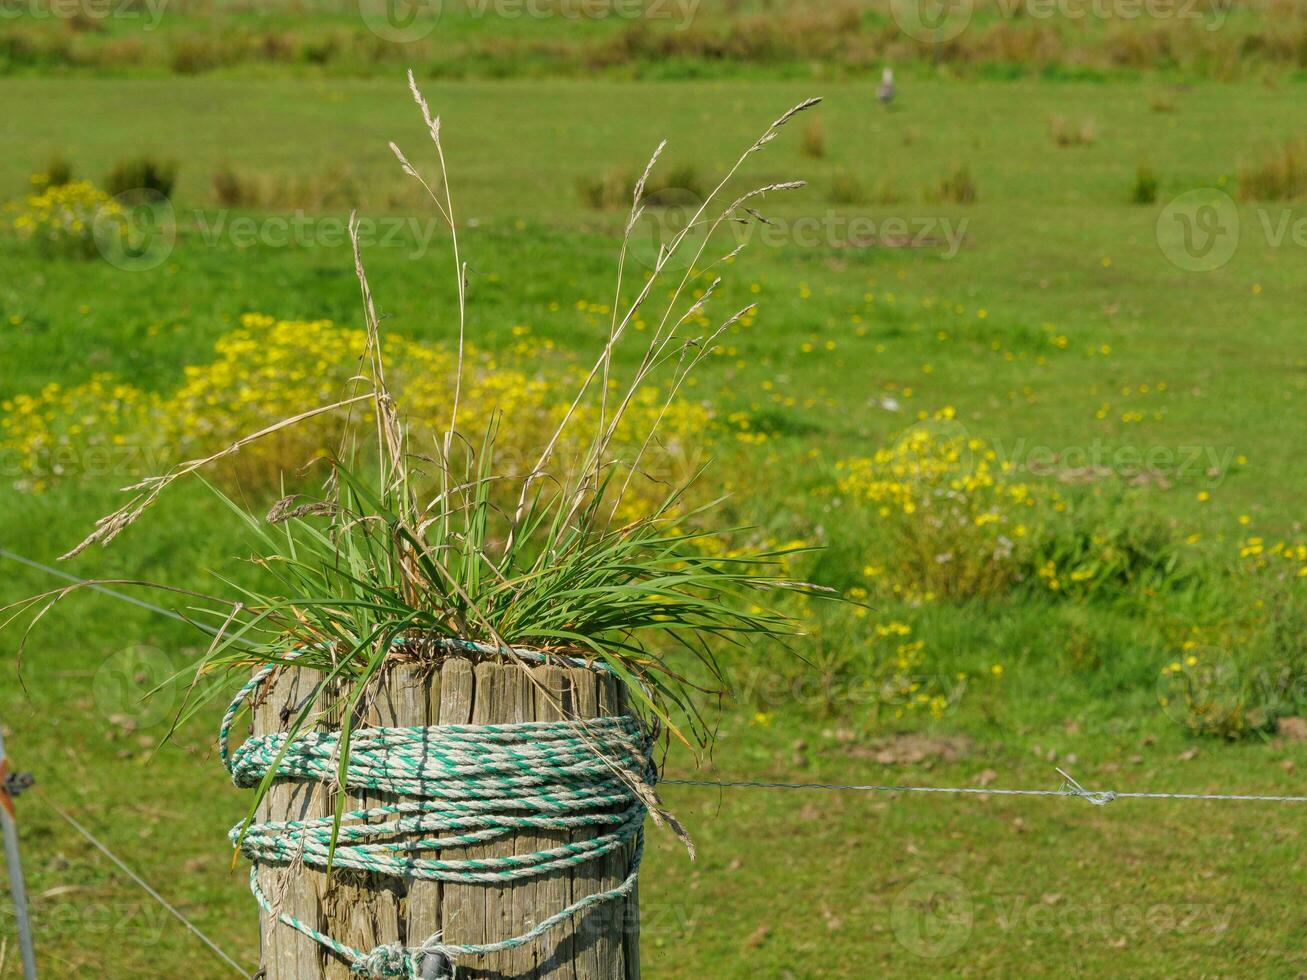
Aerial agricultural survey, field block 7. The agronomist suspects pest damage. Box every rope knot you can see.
[353,943,420,978]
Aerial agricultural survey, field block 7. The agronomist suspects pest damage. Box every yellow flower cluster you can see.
[161,313,570,485]
[1036,559,1097,593]
[835,412,1034,518]
[4,179,119,259]
[833,409,1160,601]
[834,409,1059,599]
[877,636,955,721]
[0,375,163,494]
[0,314,714,511]
[1238,536,1307,580]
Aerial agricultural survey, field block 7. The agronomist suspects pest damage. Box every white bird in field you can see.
[877,67,896,107]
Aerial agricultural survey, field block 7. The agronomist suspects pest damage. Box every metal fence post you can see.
[0,724,37,980]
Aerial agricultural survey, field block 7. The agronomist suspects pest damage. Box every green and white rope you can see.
[221,660,652,979]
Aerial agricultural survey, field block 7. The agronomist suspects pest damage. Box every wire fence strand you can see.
[662,774,1307,805]
[33,788,253,978]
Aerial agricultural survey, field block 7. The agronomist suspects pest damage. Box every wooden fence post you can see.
[250,657,639,980]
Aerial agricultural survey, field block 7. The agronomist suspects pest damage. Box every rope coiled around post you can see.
[221,661,653,979]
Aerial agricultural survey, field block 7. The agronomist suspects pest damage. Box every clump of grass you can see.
[1156,601,1307,741]
[1237,137,1307,201]
[212,163,367,210]
[576,169,631,210]
[1132,162,1159,204]
[7,78,828,814]
[826,172,902,206]
[105,155,179,201]
[937,163,977,204]
[276,164,362,210]
[800,119,827,160]
[1146,89,1178,113]
[827,172,865,205]
[38,153,75,188]
[213,164,260,207]
[66,9,106,33]
[169,35,233,75]
[870,175,904,205]
[729,600,950,723]
[1049,114,1097,147]
[258,31,300,63]
[577,161,708,211]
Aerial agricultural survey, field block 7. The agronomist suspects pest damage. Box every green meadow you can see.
[1,36,1306,980]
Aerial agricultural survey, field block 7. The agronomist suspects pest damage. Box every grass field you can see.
[1,67,1306,978]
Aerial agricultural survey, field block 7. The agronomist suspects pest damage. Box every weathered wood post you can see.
[249,656,641,980]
